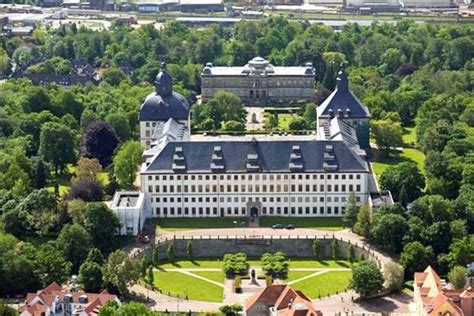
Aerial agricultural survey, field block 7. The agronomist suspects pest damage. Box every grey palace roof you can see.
[139,63,189,122]
[317,70,370,119]
[201,57,315,77]
[143,139,369,174]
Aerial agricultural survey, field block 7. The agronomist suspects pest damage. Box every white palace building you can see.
[111,63,388,235]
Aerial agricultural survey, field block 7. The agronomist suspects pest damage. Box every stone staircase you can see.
[249,216,260,228]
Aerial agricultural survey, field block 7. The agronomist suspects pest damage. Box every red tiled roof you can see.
[22,283,119,316]
[245,284,321,316]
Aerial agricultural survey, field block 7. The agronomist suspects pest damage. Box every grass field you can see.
[283,271,316,283]
[153,271,223,302]
[277,113,295,130]
[403,127,417,146]
[158,259,224,269]
[287,259,351,269]
[259,217,343,231]
[292,271,352,299]
[192,271,226,284]
[155,217,249,232]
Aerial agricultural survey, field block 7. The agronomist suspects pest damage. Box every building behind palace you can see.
[111,62,390,235]
[201,57,315,106]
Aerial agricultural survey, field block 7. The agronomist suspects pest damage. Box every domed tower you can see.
[139,62,190,148]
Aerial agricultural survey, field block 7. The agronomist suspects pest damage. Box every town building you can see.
[200,57,315,106]
[134,66,375,223]
[20,282,120,316]
[414,266,473,316]
[245,284,322,316]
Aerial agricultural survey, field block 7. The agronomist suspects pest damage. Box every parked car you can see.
[285,224,295,230]
[272,224,284,229]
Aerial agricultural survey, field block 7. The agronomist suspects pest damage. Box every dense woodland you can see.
[0,18,473,297]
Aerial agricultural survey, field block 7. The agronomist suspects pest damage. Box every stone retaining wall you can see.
[144,236,376,264]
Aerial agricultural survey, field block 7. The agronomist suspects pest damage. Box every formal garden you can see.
[139,239,365,303]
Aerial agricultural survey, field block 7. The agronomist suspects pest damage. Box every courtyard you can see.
[151,258,352,304]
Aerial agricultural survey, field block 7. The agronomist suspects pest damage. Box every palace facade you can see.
[132,64,378,221]
[200,57,315,105]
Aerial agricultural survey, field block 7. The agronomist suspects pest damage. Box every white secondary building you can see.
[109,191,145,235]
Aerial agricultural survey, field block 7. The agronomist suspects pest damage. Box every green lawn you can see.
[259,217,343,231]
[291,271,352,299]
[402,127,417,146]
[155,217,249,232]
[287,259,351,269]
[158,259,224,269]
[283,271,315,283]
[191,271,226,284]
[153,271,223,302]
[278,113,295,130]
[371,147,426,179]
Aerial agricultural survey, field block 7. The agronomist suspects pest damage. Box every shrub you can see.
[223,253,249,276]
[233,276,242,293]
[261,252,288,278]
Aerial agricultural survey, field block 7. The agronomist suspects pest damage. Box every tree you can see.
[354,205,371,237]
[102,67,127,86]
[10,189,58,236]
[260,252,289,278]
[447,236,474,268]
[332,239,340,260]
[81,121,119,167]
[73,157,102,184]
[349,260,384,298]
[86,248,105,265]
[264,113,279,130]
[152,246,160,267]
[79,260,103,292]
[343,192,359,229]
[384,262,404,292]
[400,241,431,277]
[380,162,425,204]
[105,112,132,141]
[370,213,408,253]
[147,266,154,288]
[141,257,148,278]
[288,117,307,131]
[39,122,76,176]
[448,266,467,290]
[348,245,356,264]
[83,203,121,254]
[66,199,87,225]
[312,239,321,260]
[371,120,403,156]
[167,243,175,262]
[380,48,402,75]
[186,240,193,260]
[113,141,143,188]
[219,304,243,316]
[35,242,72,287]
[0,300,17,316]
[102,250,141,295]
[32,158,48,189]
[302,103,317,128]
[57,224,92,272]
[66,178,104,202]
